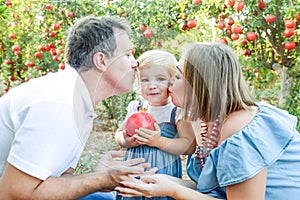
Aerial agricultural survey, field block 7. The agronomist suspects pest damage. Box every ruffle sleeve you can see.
[198,102,298,192]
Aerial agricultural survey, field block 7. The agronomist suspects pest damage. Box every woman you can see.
[115,42,300,199]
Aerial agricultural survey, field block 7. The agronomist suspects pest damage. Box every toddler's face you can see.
[139,65,170,106]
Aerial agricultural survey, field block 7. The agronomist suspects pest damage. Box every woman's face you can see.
[168,59,185,107]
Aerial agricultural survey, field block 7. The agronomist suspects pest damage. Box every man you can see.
[0,16,149,199]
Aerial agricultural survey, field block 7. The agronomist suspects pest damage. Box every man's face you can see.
[105,29,137,95]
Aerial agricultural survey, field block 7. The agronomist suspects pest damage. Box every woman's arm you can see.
[226,168,267,200]
[116,168,267,200]
[163,175,197,190]
[171,185,218,200]
[116,174,217,200]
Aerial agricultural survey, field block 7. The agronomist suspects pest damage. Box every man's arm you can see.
[0,151,149,200]
[61,167,74,177]
[0,163,102,200]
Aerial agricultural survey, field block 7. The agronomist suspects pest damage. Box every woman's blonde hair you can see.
[181,42,256,123]
[137,49,177,78]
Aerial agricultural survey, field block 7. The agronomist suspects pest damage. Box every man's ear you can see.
[93,52,107,72]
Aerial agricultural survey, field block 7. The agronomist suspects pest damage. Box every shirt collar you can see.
[65,64,95,117]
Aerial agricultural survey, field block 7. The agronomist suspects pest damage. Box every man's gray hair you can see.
[65,15,131,72]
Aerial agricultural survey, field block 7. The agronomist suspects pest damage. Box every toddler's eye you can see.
[141,78,149,82]
[158,77,167,81]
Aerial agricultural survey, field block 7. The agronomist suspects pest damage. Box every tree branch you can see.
[275,0,285,61]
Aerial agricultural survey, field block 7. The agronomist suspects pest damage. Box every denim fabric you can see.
[78,192,114,200]
[118,107,180,200]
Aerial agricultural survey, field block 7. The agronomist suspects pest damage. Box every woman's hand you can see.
[115,174,178,198]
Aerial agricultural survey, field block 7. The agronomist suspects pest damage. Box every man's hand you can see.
[93,151,150,191]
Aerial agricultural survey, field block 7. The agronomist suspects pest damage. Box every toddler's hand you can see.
[133,123,162,147]
[123,130,140,148]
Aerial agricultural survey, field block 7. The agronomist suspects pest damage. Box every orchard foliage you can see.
[0,0,299,129]
[0,0,107,91]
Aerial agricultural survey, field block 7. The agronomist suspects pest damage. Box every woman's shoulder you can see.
[220,102,298,143]
[213,103,297,182]
[198,103,299,190]
[220,106,258,143]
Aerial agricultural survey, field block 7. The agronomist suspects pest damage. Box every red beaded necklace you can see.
[194,117,221,170]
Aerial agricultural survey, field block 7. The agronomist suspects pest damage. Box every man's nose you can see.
[131,57,138,69]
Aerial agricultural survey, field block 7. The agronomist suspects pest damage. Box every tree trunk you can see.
[279,66,291,106]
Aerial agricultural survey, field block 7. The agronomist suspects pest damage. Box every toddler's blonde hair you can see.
[137,49,177,77]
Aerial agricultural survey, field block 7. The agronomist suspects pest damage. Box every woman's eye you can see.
[175,75,181,79]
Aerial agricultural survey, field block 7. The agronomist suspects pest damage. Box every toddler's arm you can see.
[115,120,140,148]
[156,119,196,155]
[134,120,196,155]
